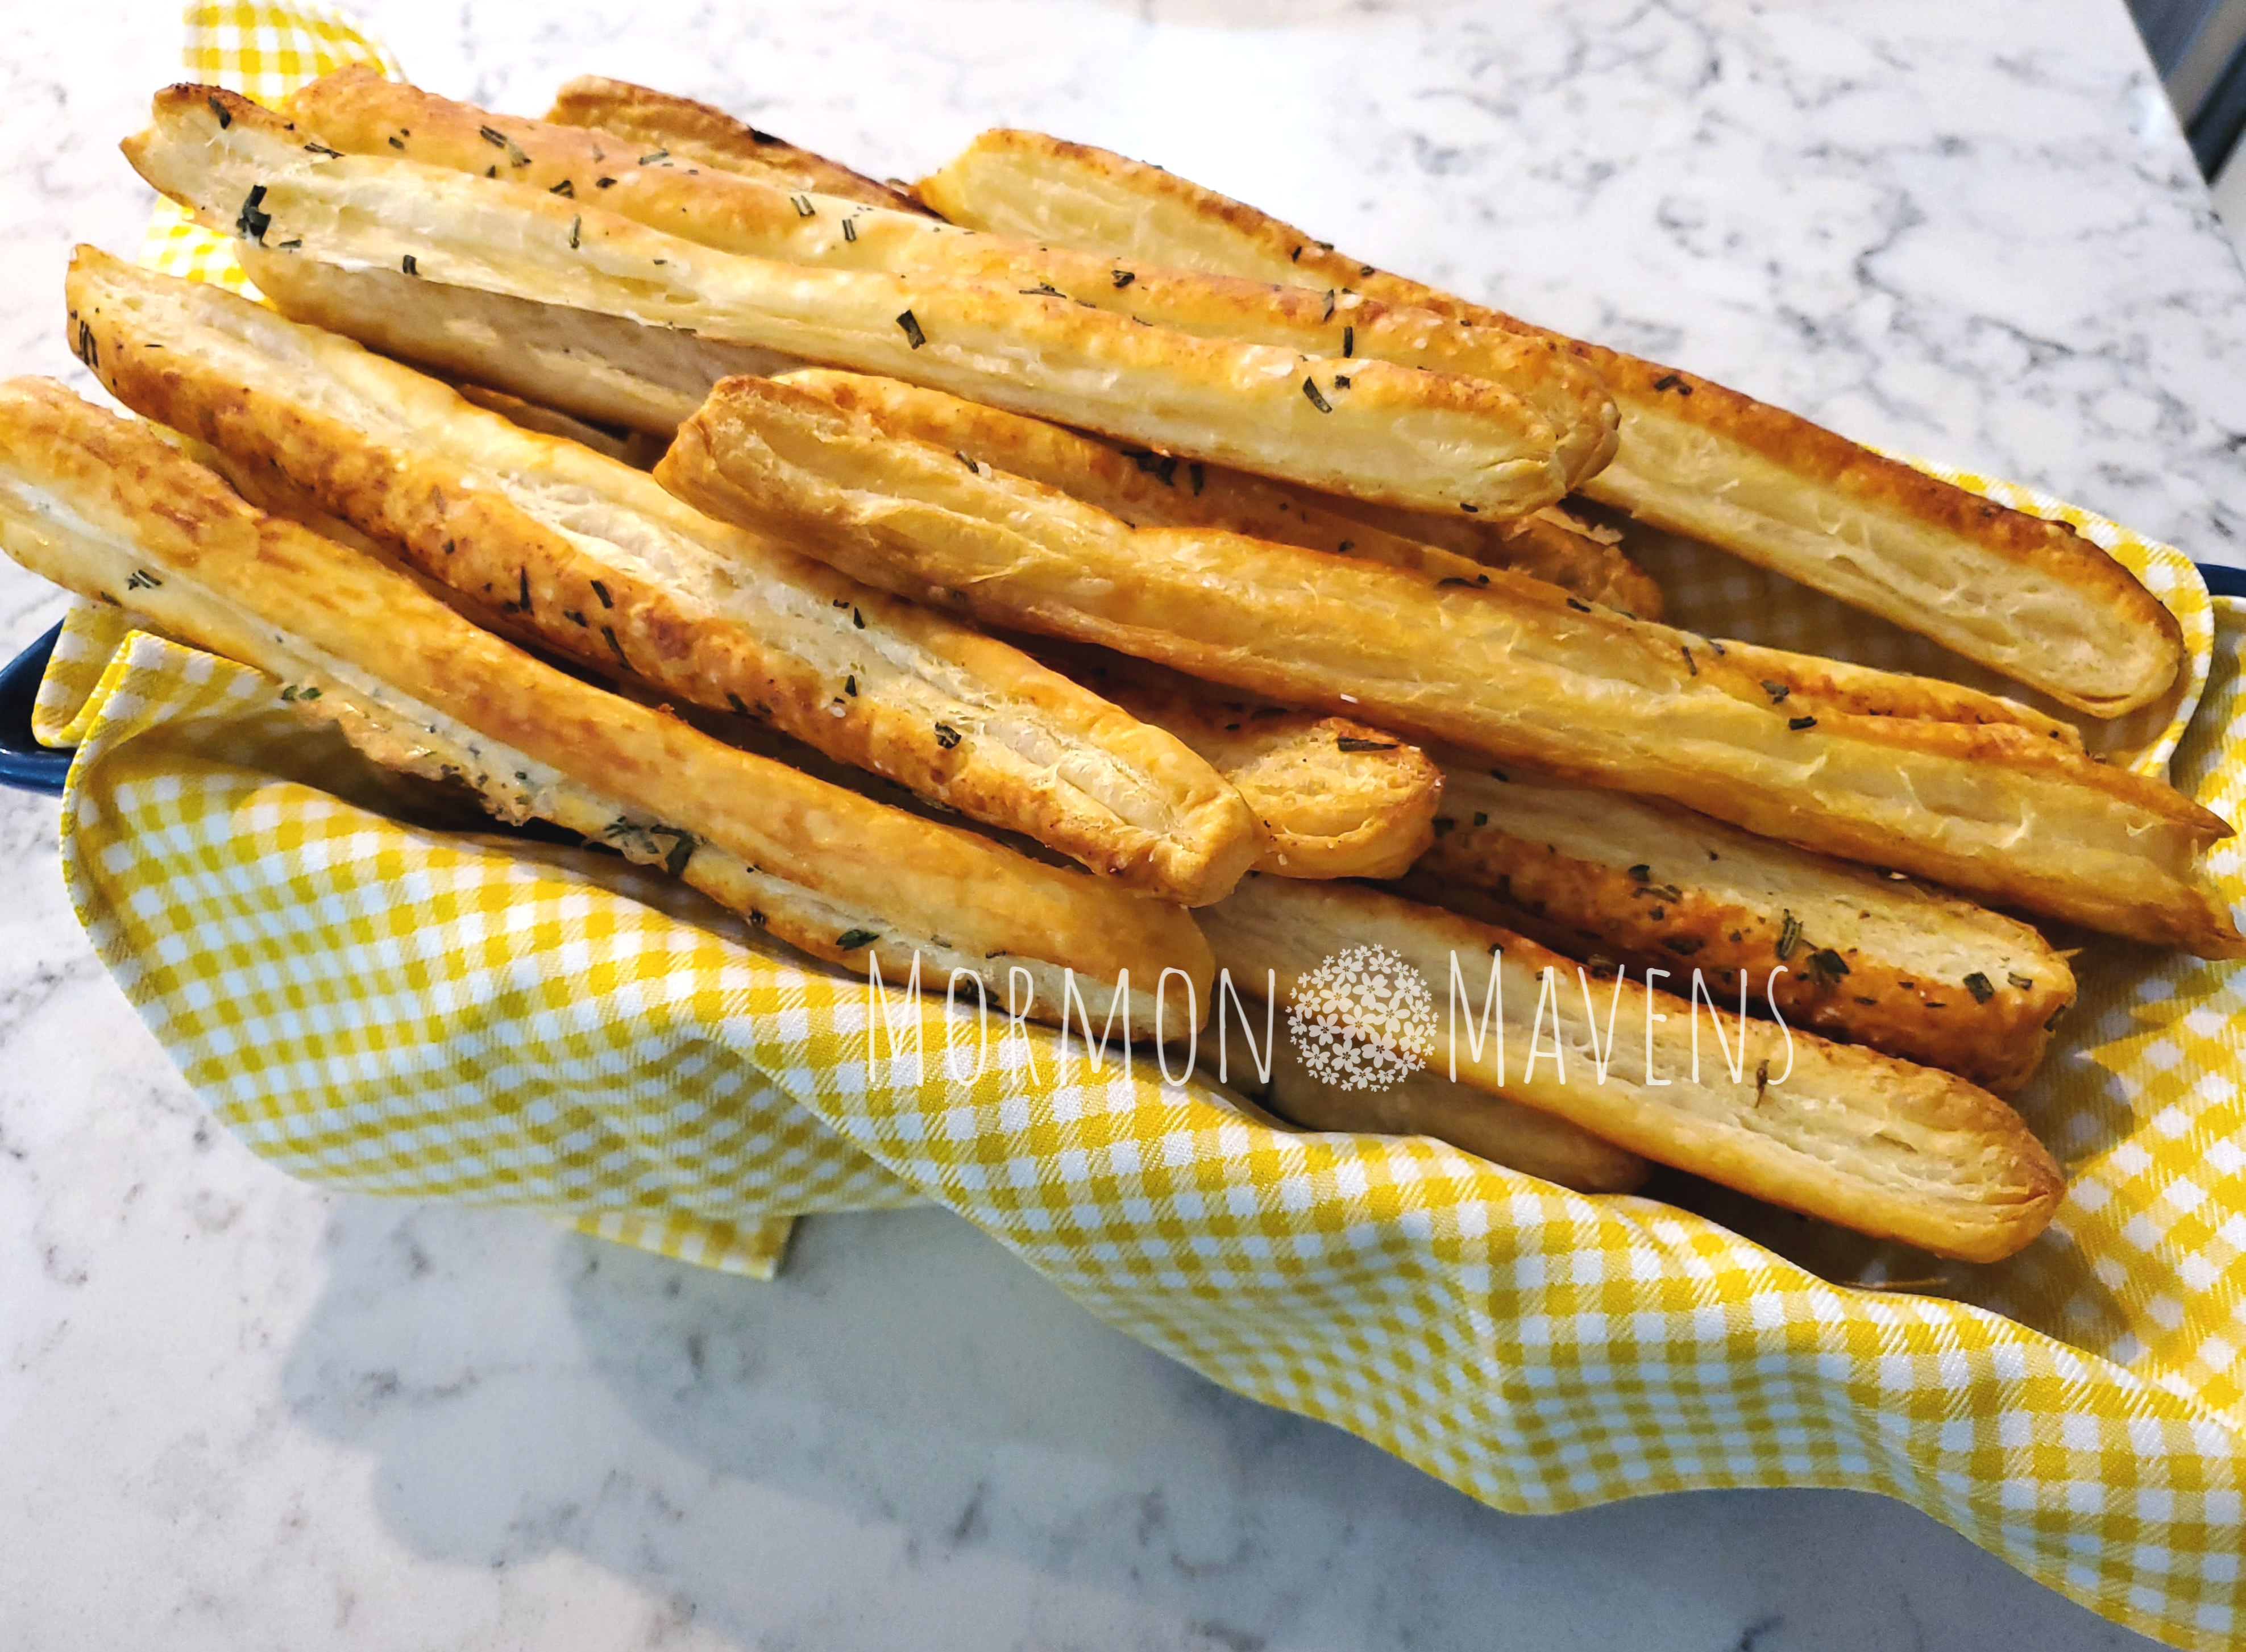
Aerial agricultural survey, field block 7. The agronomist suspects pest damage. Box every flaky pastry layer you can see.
[1201,875,2063,1262]
[658,372,2238,952]
[915,127,2184,717]
[68,248,1257,906]
[0,376,1206,1026]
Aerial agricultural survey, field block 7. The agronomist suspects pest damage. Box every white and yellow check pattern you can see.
[34,5,2246,1646]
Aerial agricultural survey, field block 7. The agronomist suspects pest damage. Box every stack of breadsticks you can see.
[1,68,2235,1268]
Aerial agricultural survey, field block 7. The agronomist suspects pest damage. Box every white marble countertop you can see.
[1,2,2239,1647]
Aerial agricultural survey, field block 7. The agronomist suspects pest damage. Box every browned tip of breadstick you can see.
[1023,640,1443,881]
[1203,874,2064,1261]
[543,72,931,214]
[918,125,2183,718]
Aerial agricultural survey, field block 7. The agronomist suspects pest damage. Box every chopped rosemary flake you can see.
[852,606,865,629]
[1628,864,1651,882]
[276,238,301,251]
[568,215,581,249]
[896,309,925,348]
[842,218,857,242]
[1301,377,1332,413]
[1342,324,1354,357]
[1112,269,1134,288]
[208,94,232,128]
[591,579,613,608]
[401,254,418,276]
[791,194,815,217]
[550,178,575,196]
[1359,263,1375,276]
[1680,645,1696,675]
[1473,812,1488,827]
[955,450,979,474]
[1963,972,1995,1004]
[302,141,341,157]
[235,184,271,244]
[123,568,162,591]
[595,176,617,188]
[934,722,962,749]
[73,321,96,370]
[1290,244,1303,262]
[836,928,881,950]
[600,625,627,665]
[1336,736,1398,753]
[663,833,695,878]
[516,567,532,612]
[1437,576,1477,587]
[1651,372,1693,395]
[2008,972,2035,991]
[388,135,405,150]
[844,674,858,696]
[639,149,670,165]
[1775,910,1802,960]
[1566,597,1592,613]
[1807,948,1850,986]
[1322,290,1336,320]
[1788,715,1817,730]
[1460,503,1479,514]
[1333,374,1351,388]
[725,692,749,714]
[1762,680,1790,703]
[479,125,531,167]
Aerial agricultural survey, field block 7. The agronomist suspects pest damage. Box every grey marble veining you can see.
[0,1,2227,1647]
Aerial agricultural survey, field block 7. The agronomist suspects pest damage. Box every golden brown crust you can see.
[282,72,1612,496]
[917,128,2184,716]
[542,73,931,214]
[1200,874,2063,1261]
[132,85,1564,516]
[247,250,795,436]
[1395,767,2077,1091]
[0,375,1209,1023]
[69,247,1257,906]
[658,372,2240,953]
[1259,1043,1650,1194]
[1028,642,1443,879]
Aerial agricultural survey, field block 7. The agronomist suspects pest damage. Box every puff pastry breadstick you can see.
[126,86,1564,517]
[545,74,933,214]
[1396,765,2077,1091]
[657,372,2240,954]
[783,368,1656,613]
[68,248,1256,905]
[916,128,2184,718]
[287,68,1613,495]
[1201,874,2063,1261]
[0,377,1204,1028]
[1256,1041,1650,1195]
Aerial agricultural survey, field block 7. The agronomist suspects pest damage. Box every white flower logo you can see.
[1286,943,1438,1092]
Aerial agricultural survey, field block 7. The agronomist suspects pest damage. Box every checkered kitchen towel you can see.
[35,5,2246,1646]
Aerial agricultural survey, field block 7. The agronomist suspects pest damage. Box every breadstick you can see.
[0,377,1205,1029]
[916,128,2183,717]
[126,86,1566,517]
[1259,1042,1650,1195]
[656,372,2239,954]
[1201,874,2062,1261]
[783,368,1656,613]
[545,74,933,214]
[287,67,1613,494]
[68,247,1257,905]
[1395,765,2076,1091]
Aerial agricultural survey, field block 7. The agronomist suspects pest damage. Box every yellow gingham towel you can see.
[35,6,2246,1646]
